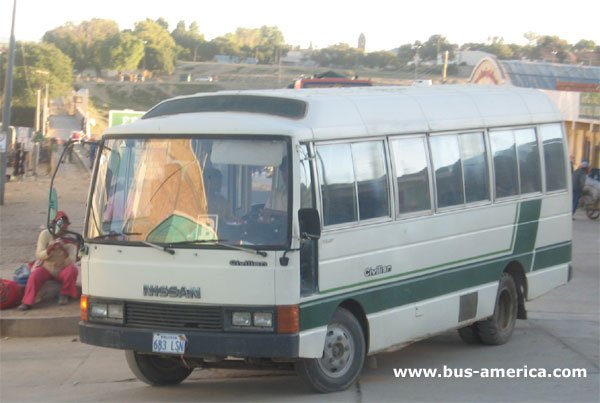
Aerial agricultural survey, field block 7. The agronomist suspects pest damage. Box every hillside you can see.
[79,61,472,136]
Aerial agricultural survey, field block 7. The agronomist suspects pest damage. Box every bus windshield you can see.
[87,137,290,248]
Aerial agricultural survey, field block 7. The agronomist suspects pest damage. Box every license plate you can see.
[152,333,187,354]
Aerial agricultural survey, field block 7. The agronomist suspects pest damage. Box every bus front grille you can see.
[126,302,223,331]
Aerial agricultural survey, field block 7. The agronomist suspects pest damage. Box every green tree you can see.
[233,27,261,50]
[256,26,288,64]
[461,38,515,60]
[573,39,596,52]
[530,35,571,62]
[42,22,83,69]
[396,43,416,66]
[572,40,598,66]
[208,35,240,58]
[82,19,120,73]
[43,19,119,73]
[195,40,223,61]
[155,17,169,31]
[99,31,145,72]
[363,51,400,69]
[171,20,206,61]
[311,43,364,68]
[11,41,73,107]
[134,19,178,73]
[420,35,455,62]
[212,26,288,64]
[485,37,514,59]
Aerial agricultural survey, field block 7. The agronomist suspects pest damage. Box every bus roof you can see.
[107,85,562,142]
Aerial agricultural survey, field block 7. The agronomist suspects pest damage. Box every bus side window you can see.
[390,137,432,215]
[430,134,464,208]
[516,128,542,194]
[490,130,519,199]
[459,132,489,203]
[351,141,390,220]
[539,124,567,192]
[316,144,357,226]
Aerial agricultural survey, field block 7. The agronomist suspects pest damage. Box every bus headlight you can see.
[253,312,273,327]
[229,310,274,330]
[89,301,124,324]
[232,312,252,326]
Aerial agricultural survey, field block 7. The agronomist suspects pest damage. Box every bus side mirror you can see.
[299,208,321,240]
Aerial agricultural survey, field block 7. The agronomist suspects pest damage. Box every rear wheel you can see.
[125,350,192,386]
[477,273,518,345]
[295,307,365,393]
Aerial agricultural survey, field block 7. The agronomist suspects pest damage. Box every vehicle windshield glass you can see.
[87,137,290,247]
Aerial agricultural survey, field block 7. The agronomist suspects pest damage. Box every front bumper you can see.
[79,322,299,358]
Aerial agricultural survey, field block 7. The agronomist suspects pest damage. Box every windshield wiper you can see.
[91,231,141,240]
[168,239,267,257]
[91,232,175,255]
[141,240,175,255]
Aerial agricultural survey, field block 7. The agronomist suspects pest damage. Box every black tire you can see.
[295,307,365,393]
[125,350,192,386]
[477,273,518,345]
[457,323,482,344]
[585,207,600,220]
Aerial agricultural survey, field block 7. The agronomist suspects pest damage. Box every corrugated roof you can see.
[499,60,600,90]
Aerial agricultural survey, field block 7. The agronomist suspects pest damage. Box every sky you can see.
[1,0,599,52]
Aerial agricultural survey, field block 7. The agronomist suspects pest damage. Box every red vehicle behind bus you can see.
[290,77,372,89]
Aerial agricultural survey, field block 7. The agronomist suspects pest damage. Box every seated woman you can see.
[18,211,80,310]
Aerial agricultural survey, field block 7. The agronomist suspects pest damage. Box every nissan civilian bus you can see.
[78,85,572,392]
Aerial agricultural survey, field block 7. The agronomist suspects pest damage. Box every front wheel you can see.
[295,307,365,393]
[457,323,482,344]
[125,350,192,386]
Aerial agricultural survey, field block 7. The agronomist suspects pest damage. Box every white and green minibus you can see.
[78,85,572,392]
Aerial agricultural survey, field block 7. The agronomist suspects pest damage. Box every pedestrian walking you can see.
[572,160,590,216]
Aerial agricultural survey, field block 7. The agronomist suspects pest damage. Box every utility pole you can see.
[35,89,42,132]
[42,83,49,137]
[442,51,449,83]
[0,0,17,205]
[413,44,422,80]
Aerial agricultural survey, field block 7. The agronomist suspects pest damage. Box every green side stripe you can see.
[533,242,571,272]
[320,200,530,296]
[300,242,570,330]
[300,199,568,331]
[513,199,541,255]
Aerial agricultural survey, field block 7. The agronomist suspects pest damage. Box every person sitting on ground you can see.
[18,211,80,311]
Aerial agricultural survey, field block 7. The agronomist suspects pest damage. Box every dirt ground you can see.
[0,147,90,318]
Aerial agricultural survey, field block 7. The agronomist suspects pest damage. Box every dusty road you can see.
[0,113,89,282]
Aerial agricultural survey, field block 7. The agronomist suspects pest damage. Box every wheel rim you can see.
[316,323,355,378]
[496,288,514,330]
